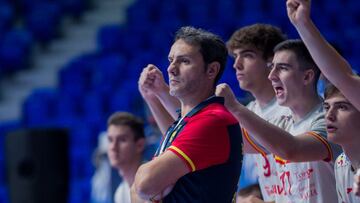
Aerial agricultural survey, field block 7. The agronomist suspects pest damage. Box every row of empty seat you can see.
[0,0,90,75]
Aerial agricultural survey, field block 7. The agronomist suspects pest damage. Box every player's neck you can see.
[343,145,360,171]
[252,85,275,108]
[180,89,214,117]
[290,93,322,122]
[118,158,142,186]
[249,79,275,107]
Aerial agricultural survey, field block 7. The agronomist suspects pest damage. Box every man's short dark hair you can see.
[227,23,286,60]
[324,83,342,100]
[174,26,228,85]
[274,39,321,89]
[107,112,145,141]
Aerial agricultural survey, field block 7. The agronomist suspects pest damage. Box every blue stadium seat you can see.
[61,0,89,18]
[0,1,14,35]
[92,53,127,89]
[81,91,106,120]
[68,178,91,203]
[107,88,132,114]
[69,123,97,148]
[59,54,98,97]
[0,28,33,74]
[22,88,58,126]
[53,92,81,119]
[24,2,62,44]
[69,146,94,187]
[96,24,124,53]
[126,1,153,26]
[0,185,9,203]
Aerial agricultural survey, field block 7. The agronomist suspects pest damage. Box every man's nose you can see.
[268,67,278,81]
[167,62,178,76]
[233,56,243,71]
[325,107,336,122]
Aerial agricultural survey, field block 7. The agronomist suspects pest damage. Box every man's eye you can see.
[244,54,254,58]
[182,59,190,64]
[339,105,347,110]
[323,105,329,111]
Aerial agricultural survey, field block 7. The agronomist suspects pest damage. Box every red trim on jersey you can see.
[307,131,333,162]
[274,154,290,165]
[242,128,267,156]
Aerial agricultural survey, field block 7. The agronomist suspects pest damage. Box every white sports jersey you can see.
[335,153,360,203]
[270,103,341,203]
[243,98,291,201]
[114,181,131,203]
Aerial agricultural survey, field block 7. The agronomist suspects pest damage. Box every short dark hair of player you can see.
[107,112,145,141]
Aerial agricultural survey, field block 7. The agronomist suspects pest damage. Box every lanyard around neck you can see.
[157,95,217,155]
[159,115,186,154]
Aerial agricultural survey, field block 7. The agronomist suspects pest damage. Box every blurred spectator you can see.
[107,112,146,203]
[91,132,113,203]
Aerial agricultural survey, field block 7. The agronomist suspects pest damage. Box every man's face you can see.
[107,125,143,169]
[324,94,360,145]
[268,50,305,107]
[231,47,271,93]
[167,39,208,98]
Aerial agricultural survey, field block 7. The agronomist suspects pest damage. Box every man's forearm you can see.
[157,90,181,120]
[145,97,175,135]
[295,19,360,110]
[229,101,329,161]
[228,101,298,160]
[296,19,353,83]
[131,184,147,203]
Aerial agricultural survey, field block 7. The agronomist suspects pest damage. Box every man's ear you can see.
[206,62,220,80]
[265,57,274,73]
[303,69,315,85]
[266,56,273,64]
[136,138,146,154]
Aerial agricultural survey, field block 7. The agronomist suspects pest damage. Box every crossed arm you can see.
[131,151,189,202]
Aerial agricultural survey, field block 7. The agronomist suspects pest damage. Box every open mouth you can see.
[273,85,284,96]
[326,124,337,133]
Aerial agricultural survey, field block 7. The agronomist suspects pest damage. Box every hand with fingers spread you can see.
[286,0,311,27]
[138,64,169,101]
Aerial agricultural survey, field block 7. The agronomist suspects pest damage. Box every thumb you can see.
[215,83,227,97]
